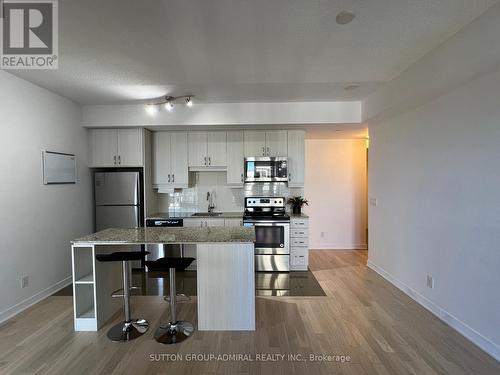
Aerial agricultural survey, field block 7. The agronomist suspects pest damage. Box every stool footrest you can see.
[111,286,142,298]
[164,294,191,303]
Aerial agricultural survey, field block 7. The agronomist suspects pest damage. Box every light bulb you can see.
[164,101,174,111]
[145,104,158,116]
[185,97,193,107]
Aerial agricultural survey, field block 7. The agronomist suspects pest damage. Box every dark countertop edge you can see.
[146,212,244,219]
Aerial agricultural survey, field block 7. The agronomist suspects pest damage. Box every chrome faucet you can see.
[207,191,216,213]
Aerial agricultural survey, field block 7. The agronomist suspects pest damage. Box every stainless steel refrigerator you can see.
[94,171,143,267]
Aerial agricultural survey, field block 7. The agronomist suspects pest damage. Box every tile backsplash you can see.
[157,171,303,213]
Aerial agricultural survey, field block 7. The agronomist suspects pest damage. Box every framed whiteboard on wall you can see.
[42,151,77,184]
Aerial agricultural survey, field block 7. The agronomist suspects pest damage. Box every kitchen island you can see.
[71,227,255,332]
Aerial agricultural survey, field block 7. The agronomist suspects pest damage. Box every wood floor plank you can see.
[0,249,498,375]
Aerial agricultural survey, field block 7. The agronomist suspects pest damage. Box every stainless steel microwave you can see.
[244,157,288,183]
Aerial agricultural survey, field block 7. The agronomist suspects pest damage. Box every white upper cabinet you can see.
[89,128,143,167]
[153,132,188,188]
[244,131,266,157]
[287,130,305,187]
[207,132,227,166]
[89,129,117,167]
[265,130,287,157]
[116,129,144,167]
[188,132,208,167]
[188,131,227,168]
[170,132,189,186]
[153,131,171,185]
[244,130,287,157]
[226,131,244,186]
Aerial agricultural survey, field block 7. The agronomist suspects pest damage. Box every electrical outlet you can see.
[369,198,378,206]
[426,275,434,289]
[320,232,325,238]
[21,276,29,288]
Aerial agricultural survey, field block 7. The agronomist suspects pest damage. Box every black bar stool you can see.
[145,256,195,344]
[96,251,149,342]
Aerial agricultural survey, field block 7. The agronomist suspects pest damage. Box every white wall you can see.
[368,65,500,360]
[82,101,361,127]
[0,71,92,322]
[304,138,367,249]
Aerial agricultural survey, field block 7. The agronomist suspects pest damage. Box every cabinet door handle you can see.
[289,173,292,182]
[114,155,117,165]
[172,174,175,183]
[209,156,211,165]
[241,173,244,182]
[168,174,171,183]
[204,156,207,166]
[118,155,121,165]
[262,146,265,156]
[267,147,270,156]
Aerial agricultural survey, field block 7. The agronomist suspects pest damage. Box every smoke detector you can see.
[336,11,356,25]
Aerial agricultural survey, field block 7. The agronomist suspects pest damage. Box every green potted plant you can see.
[287,196,309,215]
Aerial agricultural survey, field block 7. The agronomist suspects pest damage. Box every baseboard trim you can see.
[0,276,72,324]
[311,244,368,250]
[367,260,500,362]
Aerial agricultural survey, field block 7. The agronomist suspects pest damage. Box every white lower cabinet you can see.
[206,218,225,227]
[290,247,309,268]
[290,217,309,271]
[183,218,225,227]
[224,218,243,227]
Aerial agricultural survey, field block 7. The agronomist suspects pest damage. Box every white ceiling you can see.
[10,0,498,104]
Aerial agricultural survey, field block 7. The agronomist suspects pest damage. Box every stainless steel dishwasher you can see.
[145,218,185,271]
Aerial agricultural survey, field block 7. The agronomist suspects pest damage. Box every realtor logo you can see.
[1,0,58,69]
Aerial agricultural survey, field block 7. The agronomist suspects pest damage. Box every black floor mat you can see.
[52,270,326,297]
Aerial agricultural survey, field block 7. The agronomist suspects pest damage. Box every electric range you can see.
[243,197,290,272]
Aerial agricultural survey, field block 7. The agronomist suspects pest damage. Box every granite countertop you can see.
[289,213,309,219]
[147,211,244,220]
[72,227,255,245]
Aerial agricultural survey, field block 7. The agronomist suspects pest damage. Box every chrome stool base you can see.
[107,319,149,342]
[154,321,194,345]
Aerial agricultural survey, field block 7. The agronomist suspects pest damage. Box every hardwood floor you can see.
[0,250,498,374]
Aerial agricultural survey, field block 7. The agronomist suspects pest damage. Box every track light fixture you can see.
[145,104,158,116]
[145,95,194,115]
[164,101,174,111]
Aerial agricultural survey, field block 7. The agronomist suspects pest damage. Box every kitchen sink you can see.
[191,212,222,217]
